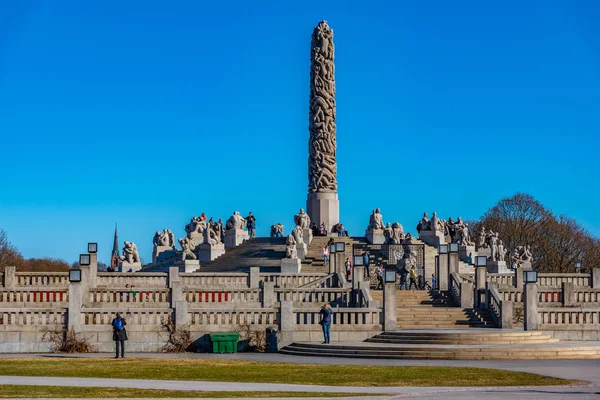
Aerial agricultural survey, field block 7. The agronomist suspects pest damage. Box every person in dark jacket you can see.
[111,312,128,358]
[319,303,333,344]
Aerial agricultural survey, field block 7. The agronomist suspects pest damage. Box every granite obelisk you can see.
[306,21,339,234]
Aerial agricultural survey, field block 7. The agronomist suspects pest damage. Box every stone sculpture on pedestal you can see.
[418,211,447,247]
[477,227,487,250]
[224,211,248,249]
[270,223,284,238]
[366,208,385,244]
[185,216,206,243]
[118,241,142,272]
[152,229,176,264]
[294,209,313,246]
[292,225,307,259]
[383,223,393,244]
[513,245,534,269]
[179,237,197,261]
[153,230,169,247]
[391,222,405,244]
[306,21,340,233]
[281,234,302,273]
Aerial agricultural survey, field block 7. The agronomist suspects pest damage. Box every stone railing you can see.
[575,290,600,303]
[183,289,261,306]
[0,308,67,327]
[459,273,475,284]
[15,272,69,287]
[275,288,350,306]
[260,273,328,288]
[97,273,168,288]
[181,273,249,289]
[298,274,336,289]
[0,288,68,305]
[488,273,514,287]
[539,307,600,329]
[293,307,382,330]
[450,272,461,304]
[538,274,591,288]
[82,308,173,326]
[89,288,170,307]
[499,289,562,304]
[187,308,278,328]
[488,286,512,328]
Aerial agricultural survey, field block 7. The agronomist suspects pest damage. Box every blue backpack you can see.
[113,317,124,331]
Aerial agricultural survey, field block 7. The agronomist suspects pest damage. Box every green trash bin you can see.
[210,332,240,353]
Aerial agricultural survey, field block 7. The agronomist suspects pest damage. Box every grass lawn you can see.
[0,358,572,387]
[0,386,370,398]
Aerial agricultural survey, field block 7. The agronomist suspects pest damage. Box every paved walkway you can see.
[1,353,599,399]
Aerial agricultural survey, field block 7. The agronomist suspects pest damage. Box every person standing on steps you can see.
[409,266,418,290]
[111,312,128,359]
[245,212,256,238]
[362,251,370,278]
[375,264,384,290]
[344,257,352,281]
[431,274,437,291]
[319,303,333,344]
[322,245,329,267]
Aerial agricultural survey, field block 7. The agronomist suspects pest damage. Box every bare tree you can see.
[0,230,25,271]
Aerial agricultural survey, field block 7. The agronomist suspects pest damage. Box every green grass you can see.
[0,358,572,387]
[0,386,370,398]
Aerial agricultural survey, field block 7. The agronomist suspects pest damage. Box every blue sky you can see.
[1,1,599,264]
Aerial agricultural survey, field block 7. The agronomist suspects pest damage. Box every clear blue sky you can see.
[1,1,599,265]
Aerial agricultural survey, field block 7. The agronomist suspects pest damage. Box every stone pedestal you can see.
[487,261,508,273]
[437,254,449,291]
[383,283,397,332]
[224,229,248,249]
[302,228,313,247]
[281,258,302,274]
[307,192,339,235]
[419,230,445,247]
[118,261,142,273]
[459,245,476,264]
[198,243,225,263]
[365,229,385,245]
[178,259,200,273]
[521,261,533,270]
[188,231,204,244]
[152,246,176,264]
[477,247,492,259]
[524,283,538,331]
[296,242,307,260]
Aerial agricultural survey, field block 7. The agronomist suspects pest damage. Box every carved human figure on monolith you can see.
[119,241,140,263]
[294,208,311,230]
[285,235,298,259]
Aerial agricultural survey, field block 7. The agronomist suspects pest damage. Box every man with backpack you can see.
[111,312,128,359]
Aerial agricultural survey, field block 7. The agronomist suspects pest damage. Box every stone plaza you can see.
[0,21,599,360]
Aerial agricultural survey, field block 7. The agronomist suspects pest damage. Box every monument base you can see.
[152,246,176,264]
[188,231,204,244]
[302,228,313,246]
[520,261,533,270]
[307,192,339,235]
[366,229,385,245]
[296,243,307,260]
[224,229,248,249]
[477,247,492,259]
[198,243,225,263]
[118,261,142,273]
[419,230,445,247]
[176,259,200,273]
[459,245,476,264]
[281,258,302,274]
[487,261,508,274]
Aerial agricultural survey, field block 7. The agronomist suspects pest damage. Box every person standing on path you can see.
[111,312,128,359]
[245,212,256,238]
[362,251,370,278]
[409,266,418,290]
[319,303,333,344]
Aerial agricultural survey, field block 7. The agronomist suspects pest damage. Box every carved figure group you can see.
[513,245,534,263]
[293,208,311,230]
[270,223,284,238]
[225,211,246,230]
[285,235,298,259]
[179,236,197,261]
[119,241,140,263]
[185,216,207,235]
[452,217,474,247]
[153,229,175,248]
[383,222,405,244]
[367,208,384,231]
[308,21,337,193]
[204,220,223,245]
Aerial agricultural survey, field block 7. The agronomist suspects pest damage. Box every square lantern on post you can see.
[524,270,538,284]
[353,255,364,266]
[79,254,91,266]
[88,243,98,254]
[69,268,82,282]
[335,242,345,253]
[449,243,459,253]
[329,243,336,255]
[385,270,396,283]
[476,256,488,267]
[439,244,449,254]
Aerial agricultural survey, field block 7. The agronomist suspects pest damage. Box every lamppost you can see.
[475,256,488,308]
[438,244,449,290]
[329,243,336,274]
[523,269,539,331]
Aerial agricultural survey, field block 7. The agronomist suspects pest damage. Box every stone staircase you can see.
[280,330,600,359]
[410,238,474,276]
[370,290,495,329]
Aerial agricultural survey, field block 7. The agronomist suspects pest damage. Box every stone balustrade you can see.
[539,308,600,327]
[187,308,278,328]
[183,289,262,306]
[15,272,69,288]
[82,308,173,326]
[488,286,512,328]
[538,274,591,288]
[89,288,170,307]
[575,290,600,303]
[181,273,249,289]
[488,273,514,287]
[0,289,68,305]
[0,308,67,327]
[260,273,329,288]
[275,288,350,306]
[97,272,168,288]
[293,307,381,329]
[499,289,562,304]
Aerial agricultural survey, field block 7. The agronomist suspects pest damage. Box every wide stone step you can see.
[368,338,560,345]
